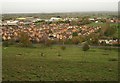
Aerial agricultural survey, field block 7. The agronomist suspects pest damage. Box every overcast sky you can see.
[1,0,119,14]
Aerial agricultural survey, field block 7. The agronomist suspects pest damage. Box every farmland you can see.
[2,45,118,81]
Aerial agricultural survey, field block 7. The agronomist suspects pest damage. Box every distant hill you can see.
[2,11,118,20]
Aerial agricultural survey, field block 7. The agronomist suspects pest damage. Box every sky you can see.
[1,0,119,14]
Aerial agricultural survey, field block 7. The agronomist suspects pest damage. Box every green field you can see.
[87,22,119,27]
[2,45,118,81]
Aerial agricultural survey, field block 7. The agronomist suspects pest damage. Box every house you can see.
[16,17,26,20]
[99,39,119,45]
[95,21,98,23]
[89,18,95,21]
[6,20,18,26]
[32,18,42,23]
[49,17,62,22]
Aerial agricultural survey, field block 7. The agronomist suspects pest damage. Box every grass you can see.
[86,22,105,27]
[2,45,118,81]
[87,22,119,27]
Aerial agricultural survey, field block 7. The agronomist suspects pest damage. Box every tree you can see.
[41,33,48,46]
[79,17,91,25]
[70,20,78,26]
[72,32,78,37]
[45,39,53,47]
[72,36,80,44]
[19,32,32,47]
[104,26,116,37]
[89,33,99,45]
[82,42,90,51]
[101,22,116,37]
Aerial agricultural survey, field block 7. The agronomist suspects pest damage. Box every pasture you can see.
[2,45,118,81]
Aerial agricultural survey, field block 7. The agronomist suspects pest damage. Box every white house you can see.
[49,17,62,22]
[89,18,95,21]
[32,18,43,22]
[95,21,98,23]
[6,20,18,26]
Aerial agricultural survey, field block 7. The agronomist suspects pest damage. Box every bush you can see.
[19,32,32,47]
[60,46,66,50]
[3,41,9,47]
[64,39,72,44]
[72,36,80,45]
[82,42,90,51]
[3,39,17,47]
[9,39,16,45]
[72,32,78,37]
[57,52,61,57]
[108,58,118,61]
[45,39,53,47]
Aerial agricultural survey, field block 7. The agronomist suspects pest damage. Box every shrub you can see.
[3,41,9,47]
[72,36,80,44]
[45,39,53,47]
[19,32,32,47]
[82,42,90,51]
[40,52,44,57]
[3,39,16,47]
[108,58,118,61]
[72,32,78,37]
[9,39,16,45]
[57,52,61,57]
[64,39,72,44]
[60,46,66,50]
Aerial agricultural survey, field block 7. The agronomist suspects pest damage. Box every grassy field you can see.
[2,45,118,81]
[87,22,119,27]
